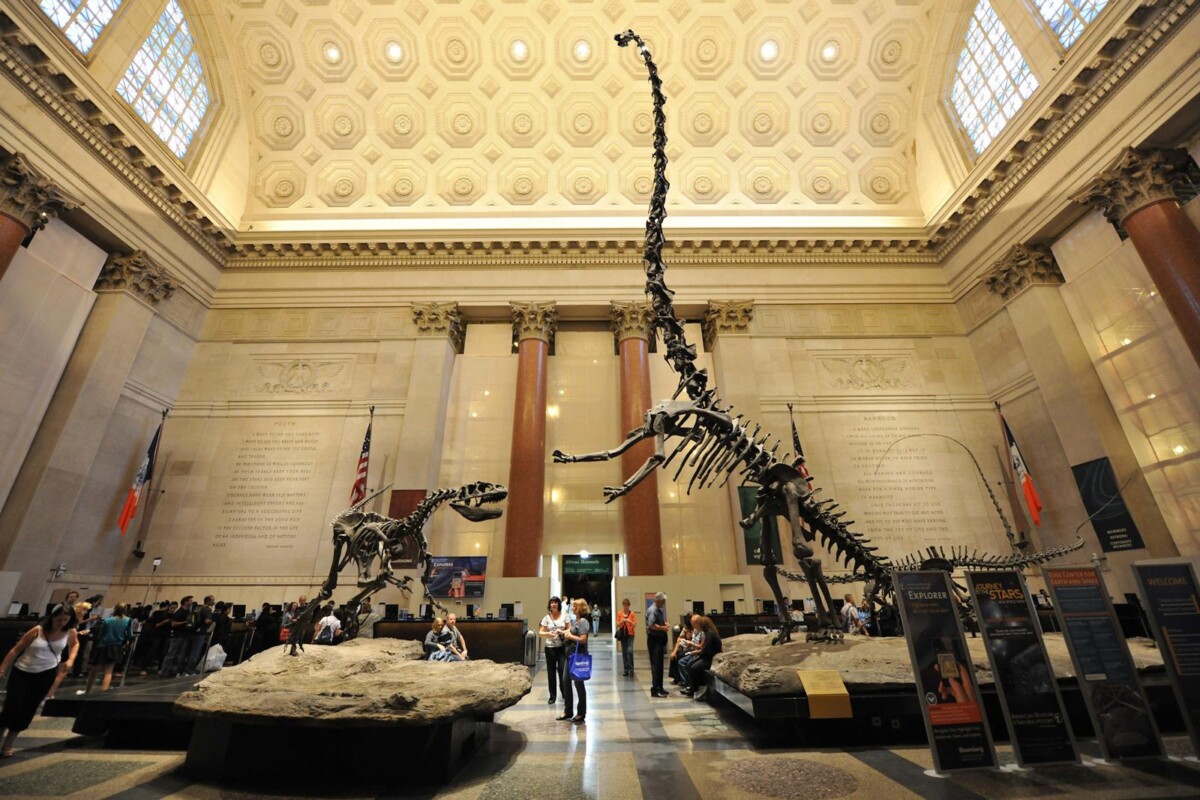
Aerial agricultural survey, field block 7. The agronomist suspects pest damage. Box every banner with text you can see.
[427,556,487,599]
[1134,559,1200,755]
[895,570,996,772]
[1044,567,1163,760]
[738,486,781,566]
[1071,457,1145,552]
[967,570,1078,766]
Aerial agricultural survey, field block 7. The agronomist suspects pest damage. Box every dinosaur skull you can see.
[449,481,507,522]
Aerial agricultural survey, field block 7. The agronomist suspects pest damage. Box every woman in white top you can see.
[0,604,78,757]
[538,596,570,705]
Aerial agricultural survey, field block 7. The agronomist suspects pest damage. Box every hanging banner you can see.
[1044,567,1163,761]
[966,571,1078,766]
[427,556,487,598]
[1070,457,1145,552]
[737,486,781,566]
[1133,559,1200,755]
[895,571,996,772]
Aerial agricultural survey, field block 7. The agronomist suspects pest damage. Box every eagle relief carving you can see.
[257,360,345,394]
[819,355,912,390]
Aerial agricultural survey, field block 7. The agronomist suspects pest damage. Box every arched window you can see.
[1034,0,1110,49]
[39,0,123,55]
[116,0,210,158]
[949,0,1039,155]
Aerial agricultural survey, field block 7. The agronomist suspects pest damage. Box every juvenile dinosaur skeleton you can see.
[551,30,889,643]
[288,481,507,655]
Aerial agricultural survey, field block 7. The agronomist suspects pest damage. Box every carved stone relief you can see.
[0,152,78,232]
[255,359,348,394]
[610,300,656,344]
[702,300,755,350]
[411,301,466,353]
[817,354,915,390]
[1071,147,1192,226]
[510,301,557,345]
[94,251,178,305]
[983,243,1063,301]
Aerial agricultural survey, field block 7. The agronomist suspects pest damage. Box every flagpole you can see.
[994,401,1034,550]
[131,408,169,558]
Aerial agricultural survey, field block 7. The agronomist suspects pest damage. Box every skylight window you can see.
[39,0,123,55]
[1034,0,1110,49]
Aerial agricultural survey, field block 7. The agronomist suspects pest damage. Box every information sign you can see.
[1133,559,1200,755]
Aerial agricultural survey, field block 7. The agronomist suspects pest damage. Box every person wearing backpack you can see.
[314,605,341,645]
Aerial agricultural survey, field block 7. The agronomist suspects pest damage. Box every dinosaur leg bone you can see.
[604,433,666,502]
[783,481,841,643]
[552,425,653,463]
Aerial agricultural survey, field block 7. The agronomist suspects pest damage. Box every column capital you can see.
[95,251,178,305]
[984,243,1063,301]
[702,300,754,350]
[0,152,79,233]
[1071,147,1193,226]
[510,301,557,345]
[610,300,655,345]
[411,301,466,353]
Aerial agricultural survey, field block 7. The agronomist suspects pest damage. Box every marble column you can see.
[502,302,557,578]
[0,252,177,602]
[611,301,664,575]
[392,303,466,491]
[0,153,77,283]
[1073,147,1200,366]
[983,244,1177,558]
[702,300,758,569]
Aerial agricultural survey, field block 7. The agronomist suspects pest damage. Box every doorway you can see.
[561,553,614,634]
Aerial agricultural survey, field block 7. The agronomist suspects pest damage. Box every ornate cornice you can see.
[510,301,557,345]
[702,300,755,350]
[411,301,466,353]
[95,251,178,305]
[1070,147,1193,226]
[610,300,656,344]
[983,244,1063,301]
[930,0,1193,257]
[0,151,78,232]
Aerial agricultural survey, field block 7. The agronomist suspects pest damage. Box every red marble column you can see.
[502,302,556,577]
[612,301,664,575]
[1074,147,1200,366]
[0,153,76,283]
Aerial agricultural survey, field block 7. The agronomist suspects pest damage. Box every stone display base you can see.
[183,715,492,785]
[713,632,1164,697]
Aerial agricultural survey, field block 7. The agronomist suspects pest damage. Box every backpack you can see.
[316,622,335,644]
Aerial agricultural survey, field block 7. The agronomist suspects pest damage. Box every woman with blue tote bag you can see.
[558,598,591,724]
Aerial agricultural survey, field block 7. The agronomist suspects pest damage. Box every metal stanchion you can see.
[196,629,216,676]
[237,628,255,665]
[118,633,140,689]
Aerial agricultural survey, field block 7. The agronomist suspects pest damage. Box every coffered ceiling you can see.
[215,0,934,235]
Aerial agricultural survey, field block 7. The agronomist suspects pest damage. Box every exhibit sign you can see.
[797,670,852,719]
[1070,457,1145,552]
[894,570,996,772]
[966,570,1079,766]
[1133,559,1200,754]
[1044,567,1163,760]
[427,556,487,598]
[563,554,613,577]
[737,486,781,566]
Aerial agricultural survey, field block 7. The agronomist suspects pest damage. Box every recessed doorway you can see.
[561,552,614,634]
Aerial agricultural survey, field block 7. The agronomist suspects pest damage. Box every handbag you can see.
[567,643,592,681]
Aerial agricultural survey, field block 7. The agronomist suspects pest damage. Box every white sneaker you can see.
[75,690,86,695]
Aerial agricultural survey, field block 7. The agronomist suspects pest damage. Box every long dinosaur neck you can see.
[619,31,707,403]
[404,489,455,532]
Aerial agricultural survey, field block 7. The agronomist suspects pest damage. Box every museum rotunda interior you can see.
[0,0,1199,797]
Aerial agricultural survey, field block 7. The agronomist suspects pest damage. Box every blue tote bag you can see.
[568,643,592,681]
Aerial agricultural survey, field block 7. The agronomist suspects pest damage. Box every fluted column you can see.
[0,153,77,283]
[1073,147,1200,366]
[611,301,664,575]
[502,302,557,577]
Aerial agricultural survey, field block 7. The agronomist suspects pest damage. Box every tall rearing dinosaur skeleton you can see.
[287,481,507,655]
[552,31,888,643]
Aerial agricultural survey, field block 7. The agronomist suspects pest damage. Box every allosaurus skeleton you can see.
[287,481,507,655]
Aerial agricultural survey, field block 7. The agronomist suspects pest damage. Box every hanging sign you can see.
[1133,559,1200,755]
[738,486,781,566]
[1044,567,1163,760]
[966,570,1078,766]
[895,570,996,772]
[1070,457,1145,552]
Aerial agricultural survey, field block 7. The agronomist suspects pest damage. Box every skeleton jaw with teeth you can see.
[449,481,507,521]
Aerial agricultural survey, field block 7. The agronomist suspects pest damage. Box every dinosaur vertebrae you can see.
[825,537,1085,584]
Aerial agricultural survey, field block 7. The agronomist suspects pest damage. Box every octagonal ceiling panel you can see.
[224,0,929,228]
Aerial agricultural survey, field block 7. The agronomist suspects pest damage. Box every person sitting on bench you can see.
[680,616,722,700]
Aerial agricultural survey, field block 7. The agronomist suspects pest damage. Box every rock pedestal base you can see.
[183,715,493,785]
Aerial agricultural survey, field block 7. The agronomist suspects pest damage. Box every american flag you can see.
[349,417,372,505]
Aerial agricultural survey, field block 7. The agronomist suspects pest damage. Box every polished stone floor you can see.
[1,641,1198,799]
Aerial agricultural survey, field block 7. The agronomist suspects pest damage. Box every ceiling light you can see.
[1121,337,1132,346]
[1147,393,1157,400]
[820,41,839,62]
[550,488,562,504]
[573,39,592,62]
[1173,445,1186,456]
[759,39,779,62]
[1149,291,1158,297]
[580,549,590,559]
[323,42,342,64]
[547,404,560,418]
[511,39,529,62]
[385,40,403,63]
[483,390,490,397]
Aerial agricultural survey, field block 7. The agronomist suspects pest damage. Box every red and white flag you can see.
[117,418,164,536]
[349,416,372,505]
[1000,412,1043,526]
